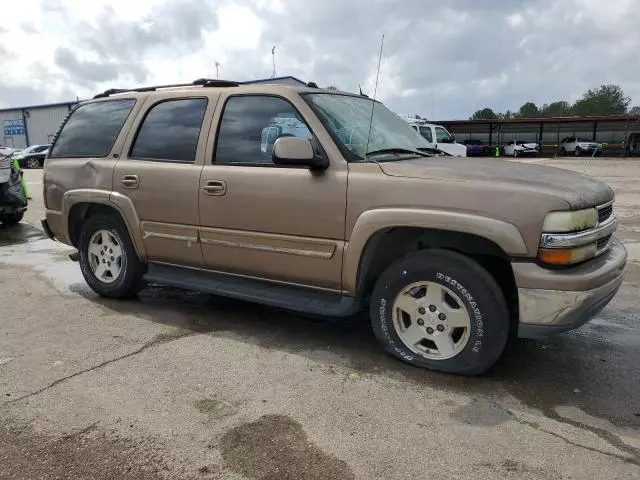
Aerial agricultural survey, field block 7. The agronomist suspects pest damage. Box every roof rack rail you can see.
[192,78,239,87]
[93,79,239,99]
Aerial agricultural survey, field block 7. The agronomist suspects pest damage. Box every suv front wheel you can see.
[78,214,145,298]
[370,250,510,375]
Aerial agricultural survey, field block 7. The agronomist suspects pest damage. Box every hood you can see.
[436,142,467,157]
[378,157,614,209]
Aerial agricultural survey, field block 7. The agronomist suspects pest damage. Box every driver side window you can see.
[215,95,312,166]
[435,127,452,143]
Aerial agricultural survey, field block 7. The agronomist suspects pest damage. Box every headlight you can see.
[542,208,597,233]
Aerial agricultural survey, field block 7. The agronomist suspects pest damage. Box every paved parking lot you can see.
[1,159,639,479]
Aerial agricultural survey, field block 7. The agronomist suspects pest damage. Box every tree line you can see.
[470,84,640,120]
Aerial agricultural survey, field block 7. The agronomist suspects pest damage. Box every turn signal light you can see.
[538,243,597,265]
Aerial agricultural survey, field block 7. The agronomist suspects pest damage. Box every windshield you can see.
[302,93,431,160]
[576,137,591,142]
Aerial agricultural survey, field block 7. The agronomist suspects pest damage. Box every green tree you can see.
[629,106,640,115]
[539,101,572,117]
[518,102,539,118]
[470,108,498,120]
[571,84,631,116]
[326,85,339,90]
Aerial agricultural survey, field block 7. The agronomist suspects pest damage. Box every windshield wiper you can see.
[365,148,432,159]
[417,147,451,156]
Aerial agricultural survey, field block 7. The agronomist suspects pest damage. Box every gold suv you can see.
[42,79,626,374]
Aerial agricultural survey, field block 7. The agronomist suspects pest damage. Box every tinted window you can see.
[50,100,135,158]
[131,98,208,162]
[33,145,49,153]
[215,96,312,165]
[418,126,433,142]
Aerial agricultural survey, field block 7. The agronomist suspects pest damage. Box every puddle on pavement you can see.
[220,414,355,480]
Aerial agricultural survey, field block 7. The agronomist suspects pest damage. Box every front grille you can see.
[597,204,613,224]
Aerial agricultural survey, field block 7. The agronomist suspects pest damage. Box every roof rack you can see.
[93,78,240,99]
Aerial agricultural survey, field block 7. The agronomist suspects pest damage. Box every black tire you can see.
[559,147,566,156]
[574,147,581,157]
[0,212,24,225]
[78,214,145,298]
[369,249,510,375]
[513,149,519,158]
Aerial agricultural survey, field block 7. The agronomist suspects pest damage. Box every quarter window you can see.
[215,96,312,165]
[131,98,208,163]
[50,99,135,158]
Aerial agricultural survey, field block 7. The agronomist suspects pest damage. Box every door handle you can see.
[121,175,139,189]
[202,180,226,196]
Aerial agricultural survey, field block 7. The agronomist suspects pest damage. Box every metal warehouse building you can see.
[0,101,76,150]
[0,76,307,151]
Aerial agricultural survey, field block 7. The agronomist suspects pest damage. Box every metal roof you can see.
[243,75,306,85]
[0,101,77,114]
[436,114,640,125]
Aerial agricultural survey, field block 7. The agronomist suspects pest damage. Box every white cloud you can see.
[0,0,638,119]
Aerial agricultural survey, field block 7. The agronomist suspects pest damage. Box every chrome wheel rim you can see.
[392,281,471,360]
[88,229,124,284]
[26,158,40,168]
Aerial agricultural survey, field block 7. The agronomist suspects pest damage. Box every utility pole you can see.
[215,62,220,79]
[272,46,276,78]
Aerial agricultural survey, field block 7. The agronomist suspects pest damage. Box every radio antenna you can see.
[364,33,385,161]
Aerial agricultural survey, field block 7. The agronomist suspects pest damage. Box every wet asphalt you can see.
[0,162,639,479]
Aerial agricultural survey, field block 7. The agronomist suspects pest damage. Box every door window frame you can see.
[127,96,209,164]
[211,93,320,168]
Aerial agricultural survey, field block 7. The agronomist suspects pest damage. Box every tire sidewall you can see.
[370,252,509,375]
[78,215,142,297]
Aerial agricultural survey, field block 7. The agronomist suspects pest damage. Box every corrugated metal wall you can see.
[0,103,75,150]
[26,105,73,146]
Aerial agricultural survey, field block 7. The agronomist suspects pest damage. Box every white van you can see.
[400,115,467,157]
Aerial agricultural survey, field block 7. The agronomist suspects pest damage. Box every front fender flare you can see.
[342,208,527,295]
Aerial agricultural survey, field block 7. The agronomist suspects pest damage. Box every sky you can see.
[1,0,639,119]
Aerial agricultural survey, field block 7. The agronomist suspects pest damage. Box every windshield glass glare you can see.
[303,93,431,160]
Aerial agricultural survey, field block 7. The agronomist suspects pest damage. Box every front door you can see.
[198,94,348,291]
[113,95,213,267]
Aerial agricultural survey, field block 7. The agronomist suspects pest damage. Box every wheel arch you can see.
[64,191,146,258]
[345,211,523,332]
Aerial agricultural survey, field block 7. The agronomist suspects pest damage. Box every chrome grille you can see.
[597,203,613,224]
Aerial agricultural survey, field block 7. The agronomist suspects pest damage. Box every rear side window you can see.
[50,100,135,158]
[131,98,208,163]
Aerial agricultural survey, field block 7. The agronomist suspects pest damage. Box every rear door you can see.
[113,92,217,267]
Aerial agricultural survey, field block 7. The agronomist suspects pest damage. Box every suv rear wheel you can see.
[370,249,510,375]
[78,214,144,298]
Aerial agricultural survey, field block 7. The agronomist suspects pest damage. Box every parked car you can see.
[400,115,467,156]
[0,156,28,224]
[624,132,640,156]
[462,139,489,156]
[0,145,17,158]
[13,144,50,169]
[42,79,625,375]
[559,137,602,156]
[504,140,539,157]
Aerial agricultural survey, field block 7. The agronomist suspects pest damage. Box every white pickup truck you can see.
[400,115,467,157]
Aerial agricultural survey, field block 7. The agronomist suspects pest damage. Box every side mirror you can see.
[272,137,328,170]
[450,135,456,142]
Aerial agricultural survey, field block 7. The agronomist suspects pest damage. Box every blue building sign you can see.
[4,119,25,136]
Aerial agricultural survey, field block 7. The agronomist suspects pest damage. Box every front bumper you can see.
[515,238,627,338]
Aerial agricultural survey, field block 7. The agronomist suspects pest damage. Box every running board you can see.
[144,264,361,317]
